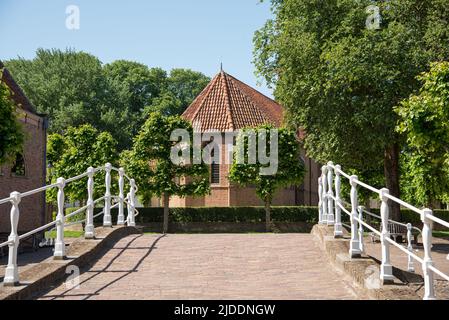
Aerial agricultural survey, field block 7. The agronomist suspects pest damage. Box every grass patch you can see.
[433,231,449,239]
[45,230,84,239]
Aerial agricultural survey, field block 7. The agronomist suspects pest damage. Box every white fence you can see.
[318,162,449,300]
[0,163,139,286]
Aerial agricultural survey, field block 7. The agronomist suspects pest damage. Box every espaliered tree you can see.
[229,125,305,231]
[254,0,449,220]
[396,62,449,207]
[47,124,119,204]
[123,112,210,233]
[0,71,23,164]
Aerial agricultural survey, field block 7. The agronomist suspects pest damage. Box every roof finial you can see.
[220,62,223,72]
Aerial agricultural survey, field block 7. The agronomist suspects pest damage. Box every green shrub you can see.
[65,207,86,223]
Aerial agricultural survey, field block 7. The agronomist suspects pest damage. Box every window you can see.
[210,148,220,184]
[11,153,26,177]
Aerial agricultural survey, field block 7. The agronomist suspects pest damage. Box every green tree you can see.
[0,71,24,164]
[396,62,449,207]
[254,0,449,219]
[47,124,119,204]
[122,112,209,233]
[229,125,305,231]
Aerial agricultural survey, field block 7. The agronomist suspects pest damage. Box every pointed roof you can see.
[182,71,283,131]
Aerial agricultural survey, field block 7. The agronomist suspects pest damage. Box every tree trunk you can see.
[163,193,169,234]
[265,199,271,232]
[384,143,401,221]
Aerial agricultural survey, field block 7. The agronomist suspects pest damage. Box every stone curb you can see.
[312,224,423,300]
[0,225,141,300]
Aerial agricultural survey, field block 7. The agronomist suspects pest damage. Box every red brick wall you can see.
[0,110,47,233]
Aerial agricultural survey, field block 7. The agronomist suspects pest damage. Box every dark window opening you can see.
[11,153,25,176]
[210,148,220,184]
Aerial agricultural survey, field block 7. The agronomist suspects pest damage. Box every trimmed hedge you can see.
[92,206,449,226]
[94,206,320,224]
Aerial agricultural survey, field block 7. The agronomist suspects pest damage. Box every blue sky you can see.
[0,0,274,97]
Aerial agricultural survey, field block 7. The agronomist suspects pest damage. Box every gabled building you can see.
[0,61,48,234]
[169,70,320,207]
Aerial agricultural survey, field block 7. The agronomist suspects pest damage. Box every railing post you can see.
[85,167,95,239]
[379,188,394,284]
[421,208,436,300]
[4,192,21,286]
[349,175,361,258]
[407,223,415,273]
[327,162,335,226]
[321,165,328,224]
[127,179,136,227]
[103,163,112,227]
[117,167,125,225]
[334,165,343,237]
[358,206,365,253]
[54,177,66,260]
[318,177,323,224]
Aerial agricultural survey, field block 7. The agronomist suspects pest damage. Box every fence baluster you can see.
[421,208,436,300]
[318,177,323,224]
[85,167,95,239]
[4,192,21,286]
[349,175,361,258]
[327,162,335,226]
[358,206,365,253]
[54,177,66,259]
[103,163,112,227]
[334,165,343,237]
[321,166,328,224]
[128,179,136,227]
[407,223,415,273]
[379,188,393,284]
[117,168,125,225]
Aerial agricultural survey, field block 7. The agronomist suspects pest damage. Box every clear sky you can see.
[0,0,274,97]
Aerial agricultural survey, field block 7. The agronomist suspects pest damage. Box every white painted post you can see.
[103,163,112,227]
[421,208,436,300]
[358,206,365,253]
[117,167,125,225]
[85,167,95,239]
[379,188,394,284]
[321,166,328,224]
[127,179,136,227]
[4,192,21,286]
[349,175,361,258]
[407,223,415,273]
[318,177,323,224]
[54,177,66,260]
[334,165,343,237]
[327,162,335,226]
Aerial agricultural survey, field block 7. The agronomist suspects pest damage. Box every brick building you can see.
[169,70,320,207]
[0,61,48,233]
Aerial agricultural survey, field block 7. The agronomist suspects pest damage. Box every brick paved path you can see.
[38,234,358,300]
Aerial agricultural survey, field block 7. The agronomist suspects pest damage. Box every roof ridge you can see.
[221,72,234,131]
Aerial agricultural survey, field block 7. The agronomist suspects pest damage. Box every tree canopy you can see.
[0,71,23,165]
[254,0,449,218]
[122,112,210,233]
[5,49,209,150]
[47,124,119,204]
[229,125,305,231]
[396,62,449,207]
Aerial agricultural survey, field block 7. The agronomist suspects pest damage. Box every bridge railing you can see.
[318,162,449,300]
[0,163,139,287]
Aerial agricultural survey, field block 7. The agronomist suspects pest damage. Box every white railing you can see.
[0,163,139,287]
[318,161,449,300]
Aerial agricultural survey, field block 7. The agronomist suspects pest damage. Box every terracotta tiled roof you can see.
[183,71,283,131]
[0,60,37,115]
